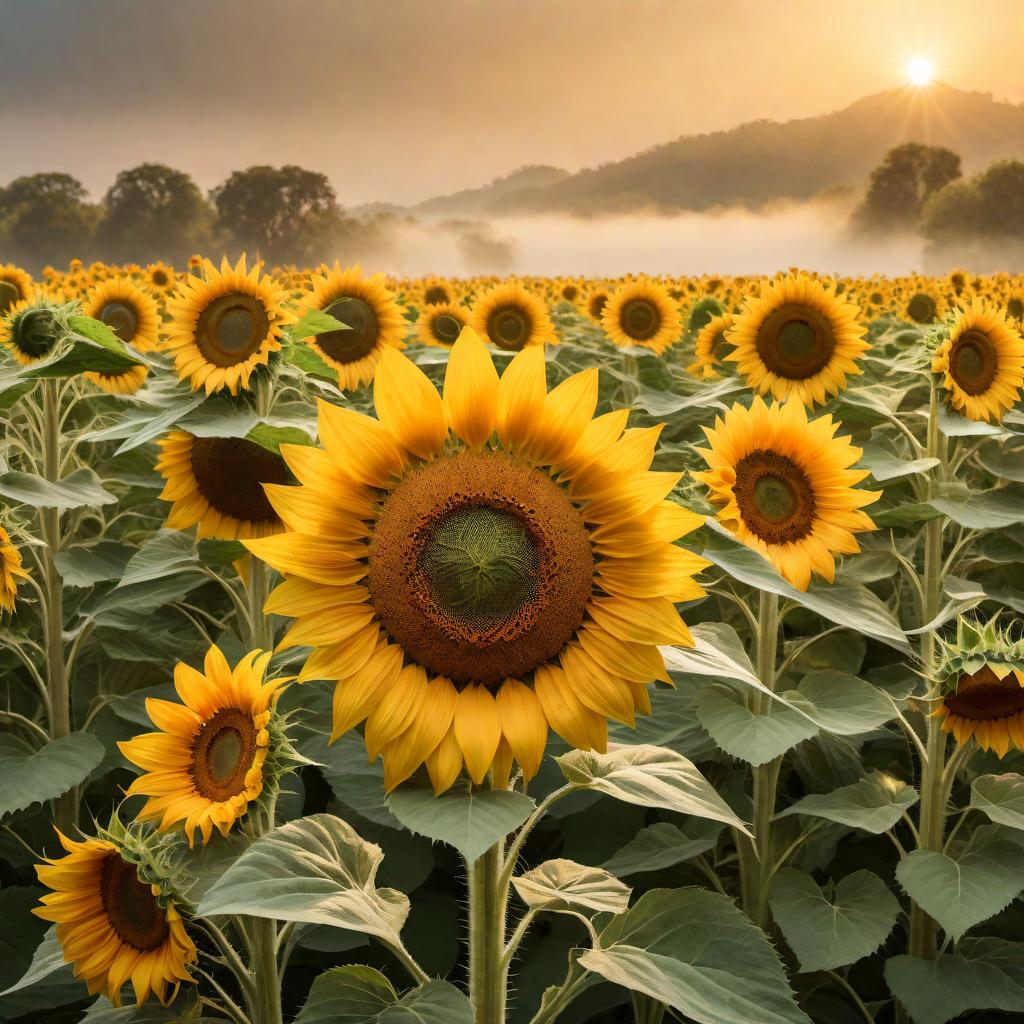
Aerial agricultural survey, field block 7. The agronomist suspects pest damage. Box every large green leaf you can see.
[602,819,723,877]
[512,860,631,916]
[387,786,535,864]
[970,773,1024,830]
[768,868,900,972]
[928,487,1024,530]
[787,671,897,736]
[0,733,105,819]
[0,927,79,1000]
[777,772,917,833]
[578,888,810,1024]
[196,814,409,945]
[661,622,760,689]
[54,541,134,588]
[0,467,116,510]
[294,966,473,1024]
[557,744,753,837]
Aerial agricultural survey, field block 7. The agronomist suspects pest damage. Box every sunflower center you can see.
[0,281,19,315]
[756,304,836,380]
[424,285,449,305]
[152,270,169,286]
[487,306,532,351]
[907,293,937,323]
[949,330,999,396]
[944,665,1024,721]
[190,436,290,524]
[369,450,593,686]
[562,284,578,301]
[619,298,661,341]
[13,309,60,360]
[1008,298,1024,320]
[191,706,258,801]
[589,294,607,319]
[99,301,139,344]
[734,449,816,545]
[101,855,169,952]
[431,312,463,346]
[195,291,271,367]
[316,297,380,364]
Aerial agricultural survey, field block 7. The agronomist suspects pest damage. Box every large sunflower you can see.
[601,278,681,355]
[155,431,292,541]
[726,273,868,407]
[931,301,1024,423]
[82,278,161,352]
[694,396,880,590]
[246,328,707,793]
[687,312,735,379]
[119,646,287,846]
[164,255,290,395]
[0,264,34,315]
[84,364,150,396]
[416,301,468,349]
[470,281,557,351]
[300,264,405,391]
[0,524,29,613]
[34,832,196,1006]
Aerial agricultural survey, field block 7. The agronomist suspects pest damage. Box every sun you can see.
[906,58,934,86]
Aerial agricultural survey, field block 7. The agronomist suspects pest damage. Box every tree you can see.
[210,165,343,265]
[851,143,962,233]
[0,173,99,271]
[96,163,211,264]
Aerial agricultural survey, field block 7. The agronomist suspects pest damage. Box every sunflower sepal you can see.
[935,614,1024,692]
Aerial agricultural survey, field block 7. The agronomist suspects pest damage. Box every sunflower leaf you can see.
[776,772,917,833]
[0,927,79,999]
[602,819,724,878]
[786,670,898,736]
[970,773,1024,831]
[512,860,632,917]
[0,733,105,819]
[0,467,116,511]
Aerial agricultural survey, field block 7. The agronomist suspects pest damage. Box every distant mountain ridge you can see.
[374,84,1024,218]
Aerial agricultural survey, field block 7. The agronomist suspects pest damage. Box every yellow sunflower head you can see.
[84,364,150,396]
[0,264,34,316]
[155,430,293,541]
[1006,290,1024,323]
[164,255,291,395]
[300,263,406,391]
[694,396,881,591]
[34,830,196,1006]
[584,288,610,323]
[905,288,946,324]
[687,312,735,379]
[146,261,176,295]
[726,273,869,407]
[416,301,468,349]
[420,276,453,307]
[931,300,1024,423]
[82,277,161,353]
[245,327,707,794]
[470,281,557,352]
[0,295,64,366]
[0,524,29,614]
[119,645,290,847]
[601,278,682,355]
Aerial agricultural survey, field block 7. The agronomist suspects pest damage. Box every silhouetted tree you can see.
[96,163,211,264]
[922,159,1024,242]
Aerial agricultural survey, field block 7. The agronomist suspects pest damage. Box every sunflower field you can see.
[1,258,1024,1024]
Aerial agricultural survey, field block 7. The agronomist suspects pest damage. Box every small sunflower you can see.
[1006,289,1024,322]
[84,364,149,396]
[416,302,468,348]
[932,301,1024,423]
[155,431,292,541]
[34,832,196,1006]
[471,281,557,351]
[601,278,681,355]
[119,646,289,846]
[584,288,610,323]
[0,264,34,315]
[164,255,290,395]
[300,264,405,391]
[0,296,64,366]
[694,396,881,590]
[904,288,946,324]
[0,524,29,613]
[145,262,176,295]
[726,273,868,407]
[82,278,161,353]
[420,276,453,306]
[246,328,707,793]
[687,312,735,379]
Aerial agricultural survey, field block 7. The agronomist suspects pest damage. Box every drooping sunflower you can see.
[416,302,468,348]
[119,646,288,846]
[0,524,29,614]
[245,328,707,793]
[694,396,881,591]
[82,278,161,353]
[300,264,406,391]
[0,264,34,315]
[155,431,292,541]
[145,262,176,296]
[34,832,196,1006]
[687,312,735,379]
[470,281,557,352]
[84,364,150,396]
[726,273,869,407]
[931,301,1024,423]
[601,278,681,355]
[164,255,291,395]
[0,295,64,366]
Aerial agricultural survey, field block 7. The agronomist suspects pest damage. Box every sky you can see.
[2,0,1023,207]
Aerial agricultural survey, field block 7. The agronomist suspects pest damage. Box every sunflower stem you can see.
[467,840,507,1024]
[246,789,283,1024]
[247,556,274,653]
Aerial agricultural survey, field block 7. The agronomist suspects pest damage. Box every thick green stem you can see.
[244,793,283,1024]
[632,992,667,1024]
[247,556,274,652]
[468,842,507,1024]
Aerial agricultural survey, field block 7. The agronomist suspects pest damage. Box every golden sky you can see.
[2,0,1022,205]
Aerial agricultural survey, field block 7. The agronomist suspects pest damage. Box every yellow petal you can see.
[496,344,546,453]
[364,663,429,760]
[453,684,502,785]
[374,346,448,459]
[426,727,463,794]
[495,679,548,781]
[444,327,499,448]
[383,676,458,791]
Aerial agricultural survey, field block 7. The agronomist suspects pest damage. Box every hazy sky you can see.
[2,0,1023,206]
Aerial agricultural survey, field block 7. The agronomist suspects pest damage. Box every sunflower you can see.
[145,262,176,295]
[0,295,63,366]
[904,288,946,324]
[0,264,34,315]
[0,524,29,613]
[84,364,149,396]
[420,276,453,306]
[931,301,1024,423]
[687,312,735,379]
[470,280,557,351]
[932,665,1024,757]
[1006,289,1024,322]
[119,646,288,846]
[726,273,868,407]
[601,278,681,355]
[34,832,196,1006]
[164,255,290,395]
[416,302,468,348]
[82,278,161,353]
[694,396,880,590]
[245,328,707,793]
[155,431,292,541]
[584,288,610,323]
[300,264,405,391]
